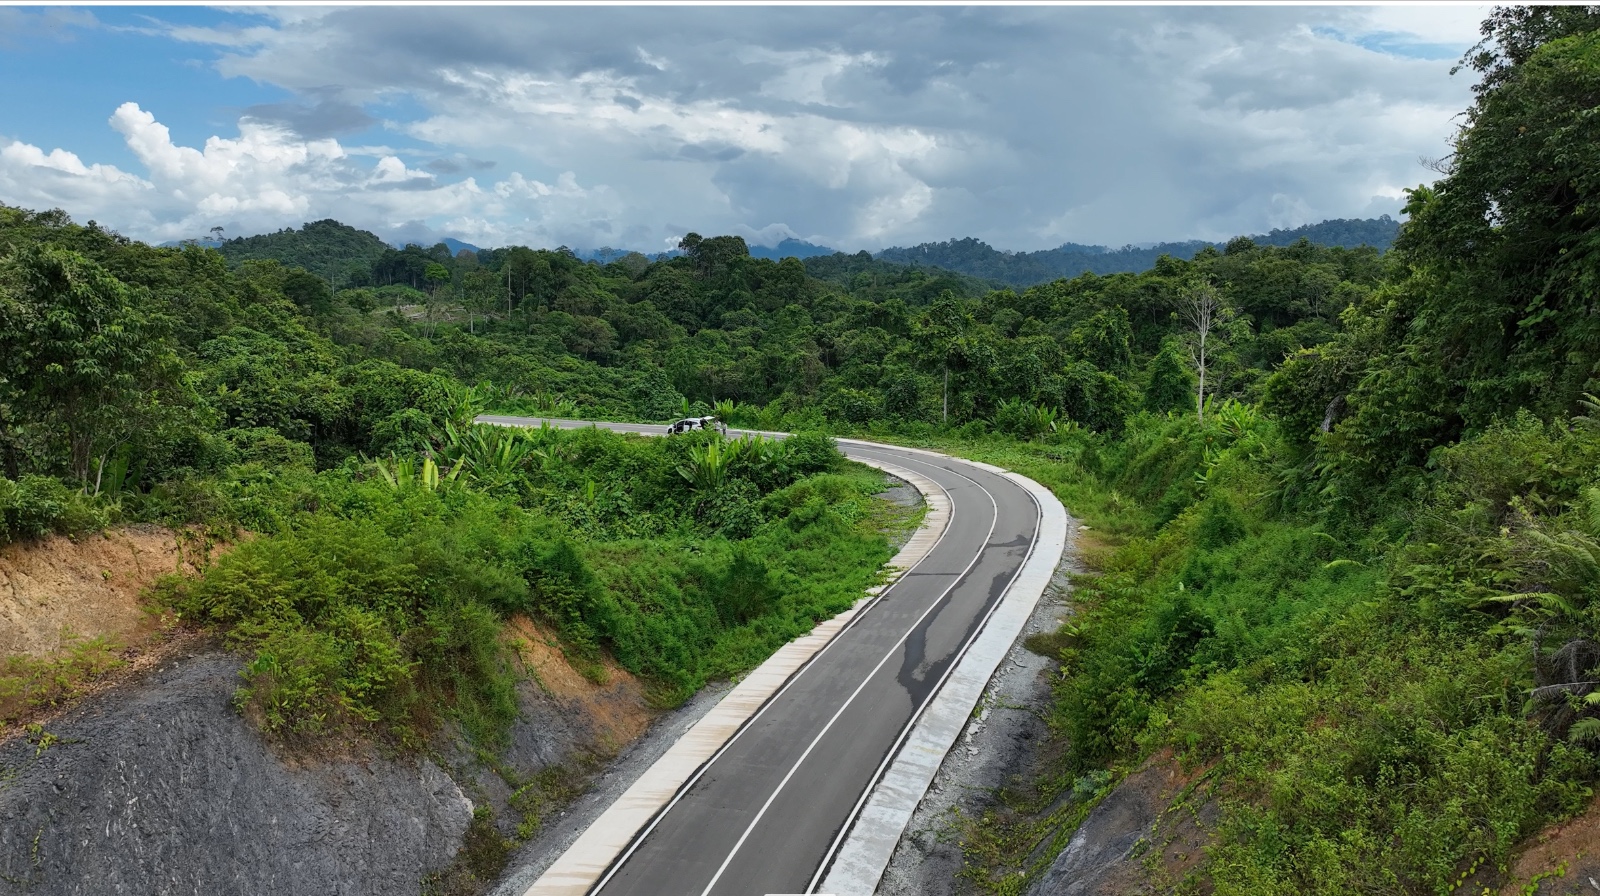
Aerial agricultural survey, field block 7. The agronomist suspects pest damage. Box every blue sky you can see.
[0,4,1488,252]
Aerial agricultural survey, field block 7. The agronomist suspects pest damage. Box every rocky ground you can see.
[0,647,474,896]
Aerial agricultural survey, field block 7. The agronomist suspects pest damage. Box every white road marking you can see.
[804,450,1042,893]
[692,459,1001,896]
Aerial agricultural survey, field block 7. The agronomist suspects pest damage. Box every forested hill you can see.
[202,216,1395,293]
[876,215,1400,286]
[218,218,390,285]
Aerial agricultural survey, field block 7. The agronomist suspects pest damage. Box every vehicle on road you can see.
[666,416,726,436]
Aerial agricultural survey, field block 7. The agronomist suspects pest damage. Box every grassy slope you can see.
[840,420,1597,895]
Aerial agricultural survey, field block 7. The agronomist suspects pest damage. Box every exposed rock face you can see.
[1026,778,1160,896]
[0,652,474,896]
[1026,756,1216,896]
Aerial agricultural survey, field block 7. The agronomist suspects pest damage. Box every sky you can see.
[0,4,1488,253]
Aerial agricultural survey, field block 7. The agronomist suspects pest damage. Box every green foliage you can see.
[1143,339,1194,414]
[158,501,522,743]
[0,632,125,725]
[217,219,391,287]
[5,34,1593,885]
[992,398,1059,440]
[0,243,187,483]
[0,475,109,544]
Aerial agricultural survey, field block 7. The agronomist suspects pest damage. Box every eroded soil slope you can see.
[0,525,214,658]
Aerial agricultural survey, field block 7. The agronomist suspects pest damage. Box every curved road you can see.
[477,416,1044,896]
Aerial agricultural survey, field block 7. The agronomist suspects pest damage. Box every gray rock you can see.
[1023,757,1217,896]
[0,652,473,896]
[1025,781,1158,896]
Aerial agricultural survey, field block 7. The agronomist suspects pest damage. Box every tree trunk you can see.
[943,365,949,425]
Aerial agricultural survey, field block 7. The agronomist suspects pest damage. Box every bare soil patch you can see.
[1499,793,1600,895]
[0,525,227,737]
[504,615,652,753]
[0,525,219,658]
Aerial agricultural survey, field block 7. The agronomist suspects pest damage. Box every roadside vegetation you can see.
[3,6,1599,889]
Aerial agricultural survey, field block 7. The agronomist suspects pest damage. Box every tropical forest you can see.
[5,6,1600,896]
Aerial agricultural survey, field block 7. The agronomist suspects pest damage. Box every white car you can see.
[666,416,727,436]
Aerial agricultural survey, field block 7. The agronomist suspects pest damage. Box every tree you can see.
[1178,280,1227,424]
[1144,338,1195,414]
[678,233,750,280]
[1069,307,1134,374]
[0,244,181,482]
[282,267,334,316]
[423,262,451,295]
[915,292,974,425]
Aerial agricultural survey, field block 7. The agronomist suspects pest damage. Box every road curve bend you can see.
[475,416,1066,896]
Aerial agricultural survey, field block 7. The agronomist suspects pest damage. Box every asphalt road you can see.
[476,416,1042,896]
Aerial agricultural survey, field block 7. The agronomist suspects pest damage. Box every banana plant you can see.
[728,434,782,485]
[678,440,732,491]
[438,421,542,484]
[374,453,463,491]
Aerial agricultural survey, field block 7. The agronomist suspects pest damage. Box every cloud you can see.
[241,92,377,139]
[17,6,1488,250]
[0,102,623,248]
[0,7,97,49]
[425,155,495,175]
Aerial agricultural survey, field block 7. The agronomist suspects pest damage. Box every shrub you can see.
[781,431,841,477]
[160,497,526,744]
[0,475,108,544]
[220,427,316,471]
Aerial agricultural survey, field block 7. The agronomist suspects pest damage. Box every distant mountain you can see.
[875,216,1400,288]
[440,237,482,255]
[750,238,837,261]
[1250,217,1400,250]
[218,220,391,285]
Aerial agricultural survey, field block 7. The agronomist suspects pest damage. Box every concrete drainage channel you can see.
[497,431,1067,896]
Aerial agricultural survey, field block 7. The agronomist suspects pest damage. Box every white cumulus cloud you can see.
[0,102,623,248]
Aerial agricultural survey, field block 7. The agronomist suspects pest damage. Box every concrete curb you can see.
[518,454,951,896]
[817,467,1069,896]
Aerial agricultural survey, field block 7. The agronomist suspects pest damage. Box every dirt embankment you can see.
[0,530,663,896]
[1497,795,1600,895]
[0,525,215,659]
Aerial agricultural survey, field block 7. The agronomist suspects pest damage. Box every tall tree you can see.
[0,245,180,482]
[915,292,974,425]
[1178,280,1226,424]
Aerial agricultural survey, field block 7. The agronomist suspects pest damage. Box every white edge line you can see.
[816,469,1070,896]
[691,455,1000,896]
[485,419,954,896]
[585,454,954,896]
[802,451,1041,893]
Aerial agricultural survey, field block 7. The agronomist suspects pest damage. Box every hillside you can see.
[750,238,837,260]
[5,10,1600,893]
[217,218,391,285]
[876,215,1399,286]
